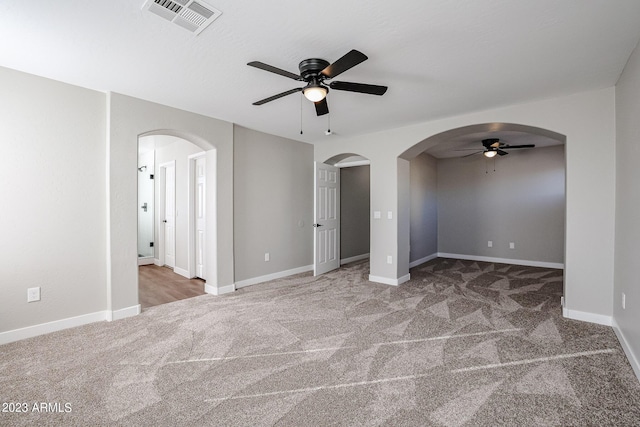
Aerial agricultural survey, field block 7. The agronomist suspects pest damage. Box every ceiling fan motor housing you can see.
[298,58,330,80]
[482,138,501,148]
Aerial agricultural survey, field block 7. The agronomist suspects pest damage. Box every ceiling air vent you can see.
[143,0,222,35]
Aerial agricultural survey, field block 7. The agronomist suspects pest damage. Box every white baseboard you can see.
[205,283,236,295]
[138,257,155,266]
[174,267,192,279]
[154,258,162,267]
[0,311,107,345]
[563,308,612,326]
[612,318,640,382]
[107,304,141,322]
[369,273,411,286]
[235,265,313,289]
[341,253,370,265]
[437,252,564,270]
[409,253,438,268]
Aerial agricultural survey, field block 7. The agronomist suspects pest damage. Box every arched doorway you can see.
[314,153,371,276]
[404,123,566,269]
[398,122,567,292]
[137,133,213,309]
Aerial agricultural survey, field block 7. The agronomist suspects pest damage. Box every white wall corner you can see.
[154,258,162,267]
[206,283,236,295]
[612,319,640,382]
[0,311,108,345]
[409,253,438,269]
[107,304,141,322]
[369,274,411,286]
[562,307,612,326]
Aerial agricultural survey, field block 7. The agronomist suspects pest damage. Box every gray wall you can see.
[0,67,107,332]
[233,125,313,282]
[409,153,438,263]
[614,39,640,373]
[340,165,370,260]
[437,145,565,263]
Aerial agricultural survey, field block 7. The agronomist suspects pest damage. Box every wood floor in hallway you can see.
[138,264,206,309]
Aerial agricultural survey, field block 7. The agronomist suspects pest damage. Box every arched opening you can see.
[399,122,566,294]
[136,130,217,309]
[314,153,371,276]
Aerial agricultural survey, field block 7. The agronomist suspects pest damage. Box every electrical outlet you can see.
[387,255,393,264]
[509,242,515,249]
[488,240,493,248]
[27,287,40,303]
[622,293,626,310]
[387,211,393,220]
[264,252,270,262]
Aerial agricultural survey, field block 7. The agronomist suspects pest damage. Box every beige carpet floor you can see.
[1,258,639,426]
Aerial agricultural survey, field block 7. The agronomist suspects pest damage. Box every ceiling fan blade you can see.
[252,88,302,105]
[329,81,388,95]
[247,61,301,80]
[502,144,536,149]
[497,149,509,156]
[321,49,368,79]
[462,151,482,158]
[314,98,329,116]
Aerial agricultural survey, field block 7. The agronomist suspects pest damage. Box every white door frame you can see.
[158,160,176,268]
[188,151,206,279]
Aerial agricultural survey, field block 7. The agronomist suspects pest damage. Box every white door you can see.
[195,157,206,279]
[163,163,176,268]
[314,162,340,275]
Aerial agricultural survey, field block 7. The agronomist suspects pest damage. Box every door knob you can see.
[312,223,323,227]
[162,220,167,223]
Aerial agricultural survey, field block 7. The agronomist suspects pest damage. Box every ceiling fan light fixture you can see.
[484,150,497,158]
[303,84,328,102]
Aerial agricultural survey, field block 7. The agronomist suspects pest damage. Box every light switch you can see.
[387,211,393,220]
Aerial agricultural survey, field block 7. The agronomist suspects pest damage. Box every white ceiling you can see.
[1,0,639,146]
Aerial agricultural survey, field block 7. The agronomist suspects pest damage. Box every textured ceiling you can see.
[1,0,640,145]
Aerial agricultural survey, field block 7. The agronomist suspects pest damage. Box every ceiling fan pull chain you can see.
[300,93,304,135]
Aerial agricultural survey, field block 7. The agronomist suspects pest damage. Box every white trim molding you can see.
[107,304,141,322]
[235,265,313,289]
[340,253,369,265]
[437,252,564,270]
[206,283,236,295]
[138,257,155,266]
[174,266,192,279]
[409,253,438,269]
[335,159,370,168]
[612,319,640,382]
[0,311,108,345]
[369,274,411,286]
[562,308,612,326]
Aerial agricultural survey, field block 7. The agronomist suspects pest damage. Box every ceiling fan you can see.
[247,49,388,116]
[460,138,535,158]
